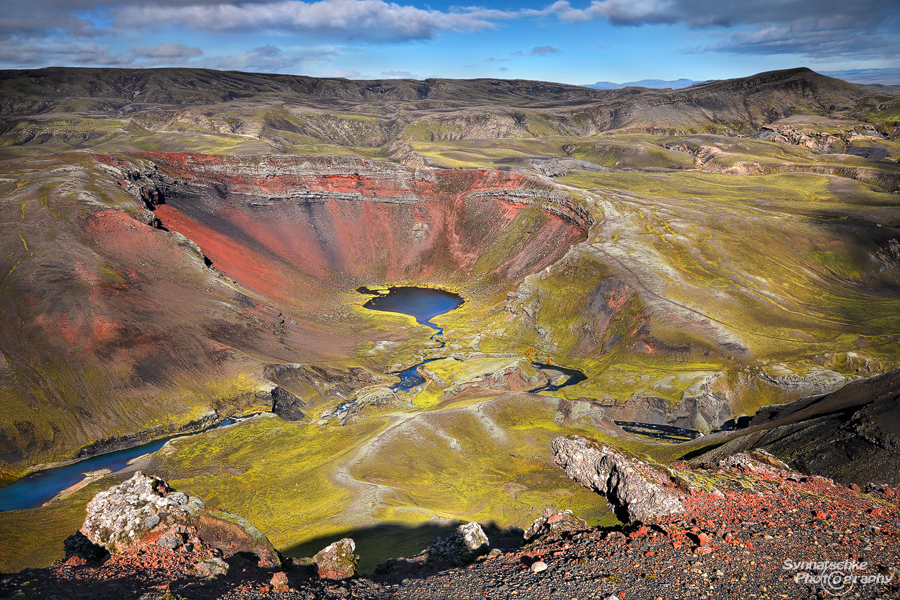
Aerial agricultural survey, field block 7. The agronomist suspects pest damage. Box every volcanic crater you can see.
[133,152,591,313]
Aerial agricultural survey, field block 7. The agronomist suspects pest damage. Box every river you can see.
[0,416,247,512]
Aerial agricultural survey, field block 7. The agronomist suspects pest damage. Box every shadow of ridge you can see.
[281,520,525,576]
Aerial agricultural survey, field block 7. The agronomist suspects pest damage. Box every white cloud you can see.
[694,16,900,60]
[130,43,204,59]
[0,0,897,70]
[0,38,132,66]
[525,0,899,28]
[114,0,499,42]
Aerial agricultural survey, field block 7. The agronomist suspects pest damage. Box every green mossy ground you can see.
[145,399,624,573]
[0,478,110,572]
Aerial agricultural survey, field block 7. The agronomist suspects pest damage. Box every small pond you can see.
[359,286,465,329]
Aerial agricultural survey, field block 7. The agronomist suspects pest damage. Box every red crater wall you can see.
[140,153,590,309]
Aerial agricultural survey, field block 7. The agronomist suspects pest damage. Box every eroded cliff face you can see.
[125,153,590,308]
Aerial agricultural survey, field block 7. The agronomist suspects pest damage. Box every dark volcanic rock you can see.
[551,435,682,522]
[705,370,900,487]
[268,385,307,421]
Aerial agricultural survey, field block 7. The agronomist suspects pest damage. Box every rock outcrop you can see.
[79,472,280,567]
[754,125,845,152]
[418,356,548,398]
[7,449,900,600]
[196,509,281,568]
[81,471,206,554]
[268,385,308,421]
[551,436,682,523]
[703,369,900,487]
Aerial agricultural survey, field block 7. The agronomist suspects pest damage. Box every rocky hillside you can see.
[699,369,900,487]
[1,67,897,152]
[2,441,898,599]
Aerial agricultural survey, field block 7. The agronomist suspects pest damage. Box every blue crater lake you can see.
[358,286,464,392]
[358,286,588,395]
[360,286,465,329]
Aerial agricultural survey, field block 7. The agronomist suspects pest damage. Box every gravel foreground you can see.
[3,459,899,600]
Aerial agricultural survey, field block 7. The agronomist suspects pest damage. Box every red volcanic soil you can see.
[139,153,589,309]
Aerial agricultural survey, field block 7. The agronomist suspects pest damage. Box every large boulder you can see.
[81,471,204,553]
[196,509,281,568]
[269,385,307,421]
[313,538,358,580]
[551,436,682,523]
[80,471,279,567]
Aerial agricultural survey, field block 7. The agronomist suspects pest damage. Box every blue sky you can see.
[1,0,898,84]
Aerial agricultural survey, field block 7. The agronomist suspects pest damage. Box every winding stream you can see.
[360,287,703,443]
[2,287,698,511]
[359,286,589,393]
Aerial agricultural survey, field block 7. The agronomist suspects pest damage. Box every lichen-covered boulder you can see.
[523,508,588,542]
[430,522,490,564]
[79,471,280,568]
[313,538,358,580]
[551,436,682,523]
[81,471,204,553]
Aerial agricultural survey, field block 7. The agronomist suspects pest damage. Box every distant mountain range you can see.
[585,67,900,90]
[584,78,702,90]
